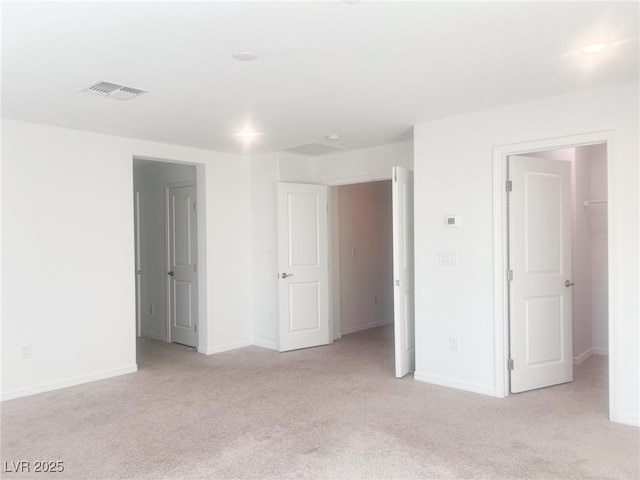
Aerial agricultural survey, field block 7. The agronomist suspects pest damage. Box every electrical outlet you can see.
[21,344,32,360]
[448,337,458,352]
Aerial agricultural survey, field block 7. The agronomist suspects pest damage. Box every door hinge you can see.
[508,358,514,370]
[193,201,196,211]
[394,170,398,182]
[395,279,400,287]
[508,270,513,281]
[194,263,197,272]
[194,323,197,333]
[506,180,513,192]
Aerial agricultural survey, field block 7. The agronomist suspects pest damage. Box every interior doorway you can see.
[276,167,415,377]
[507,145,609,395]
[330,180,395,358]
[494,134,612,418]
[133,159,199,349]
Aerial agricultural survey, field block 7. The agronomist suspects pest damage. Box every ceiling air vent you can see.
[82,81,147,100]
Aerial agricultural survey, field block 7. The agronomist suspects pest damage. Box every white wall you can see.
[250,153,279,350]
[2,119,252,399]
[133,161,196,342]
[413,81,639,426]
[572,147,593,360]
[585,144,609,352]
[280,141,413,185]
[337,181,393,335]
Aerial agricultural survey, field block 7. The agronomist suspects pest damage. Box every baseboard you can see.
[414,371,495,397]
[341,319,392,336]
[1,364,138,402]
[573,347,609,365]
[253,339,279,351]
[198,340,253,355]
[141,331,166,342]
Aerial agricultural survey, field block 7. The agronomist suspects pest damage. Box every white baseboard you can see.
[414,371,495,397]
[341,319,392,336]
[254,339,279,351]
[1,364,138,402]
[573,347,609,364]
[198,340,252,355]
[141,331,166,342]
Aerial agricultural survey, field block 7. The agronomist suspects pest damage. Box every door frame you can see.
[132,156,209,353]
[324,172,394,342]
[164,179,198,345]
[134,190,142,337]
[492,131,617,416]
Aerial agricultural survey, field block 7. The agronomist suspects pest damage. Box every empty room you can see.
[1,1,638,479]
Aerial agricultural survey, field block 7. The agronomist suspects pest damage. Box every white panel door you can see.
[167,182,198,347]
[278,183,330,352]
[509,155,572,393]
[392,166,415,378]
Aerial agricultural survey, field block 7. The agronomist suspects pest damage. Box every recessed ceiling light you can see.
[326,134,341,141]
[232,51,258,61]
[231,128,264,141]
[583,43,606,54]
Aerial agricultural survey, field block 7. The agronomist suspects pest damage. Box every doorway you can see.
[133,159,199,349]
[332,180,394,338]
[493,132,614,419]
[507,146,608,394]
[276,167,415,378]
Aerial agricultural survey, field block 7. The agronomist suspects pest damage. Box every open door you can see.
[166,181,198,348]
[134,191,142,338]
[278,183,331,352]
[392,166,415,378]
[509,155,572,393]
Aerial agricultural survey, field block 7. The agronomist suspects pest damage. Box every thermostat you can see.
[445,215,461,227]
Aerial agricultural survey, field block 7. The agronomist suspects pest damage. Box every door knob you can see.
[280,272,294,279]
[565,280,575,287]
[168,271,174,276]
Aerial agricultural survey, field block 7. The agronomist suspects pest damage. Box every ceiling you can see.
[2,1,638,156]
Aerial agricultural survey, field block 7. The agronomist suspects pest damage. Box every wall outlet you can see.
[448,337,458,352]
[21,344,32,360]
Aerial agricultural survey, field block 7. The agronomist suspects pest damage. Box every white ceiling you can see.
[2,1,638,156]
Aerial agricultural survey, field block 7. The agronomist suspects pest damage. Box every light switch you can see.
[439,251,458,266]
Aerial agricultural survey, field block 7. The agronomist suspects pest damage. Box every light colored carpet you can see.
[1,326,638,479]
